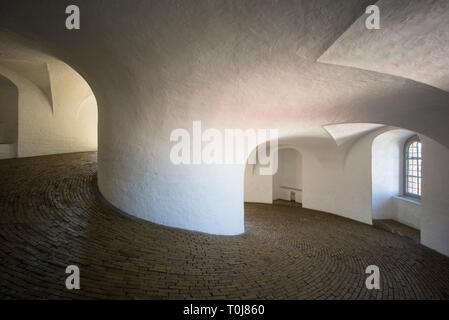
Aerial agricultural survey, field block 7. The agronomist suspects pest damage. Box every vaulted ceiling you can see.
[1,0,448,147]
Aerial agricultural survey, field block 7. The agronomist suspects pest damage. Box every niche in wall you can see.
[372,128,421,230]
[273,148,303,203]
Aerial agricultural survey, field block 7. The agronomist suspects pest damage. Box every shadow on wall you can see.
[244,145,275,204]
[0,31,98,159]
[0,74,18,159]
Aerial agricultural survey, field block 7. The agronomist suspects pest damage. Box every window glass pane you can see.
[405,139,422,197]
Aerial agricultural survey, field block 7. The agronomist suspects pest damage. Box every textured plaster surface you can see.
[319,0,449,92]
[421,137,449,257]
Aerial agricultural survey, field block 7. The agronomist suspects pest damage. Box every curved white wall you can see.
[244,148,273,204]
[290,128,379,225]
[372,130,404,220]
[421,136,449,256]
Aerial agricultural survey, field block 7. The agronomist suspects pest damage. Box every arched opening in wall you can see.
[272,148,303,206]
[372,128,421,240]
[321,122,424,227]
[0,31,98,158]
[243,145,275,205]
[243,146,303,206]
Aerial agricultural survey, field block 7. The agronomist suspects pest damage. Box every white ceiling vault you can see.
[319,0,449,93]
[0,59,54,112]
[1,0,448,147]
[323,123,385,147]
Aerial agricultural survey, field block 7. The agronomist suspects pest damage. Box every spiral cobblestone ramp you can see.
[0,152,448,299]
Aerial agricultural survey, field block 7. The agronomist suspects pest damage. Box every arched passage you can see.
[244,145,303,204]
[0,31,98,158]
[272,148,303,204]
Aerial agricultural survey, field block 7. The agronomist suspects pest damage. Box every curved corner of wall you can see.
[244,146,275,204]
[420,136,449,257]
[301,128,374,225]
[97,151,245,236]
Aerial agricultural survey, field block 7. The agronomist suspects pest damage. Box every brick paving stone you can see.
[0,152,449,299]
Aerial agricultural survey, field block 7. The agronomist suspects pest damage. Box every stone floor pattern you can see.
[1,152,449,299]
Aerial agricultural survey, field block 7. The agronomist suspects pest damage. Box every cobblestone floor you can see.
[1,152,449,299]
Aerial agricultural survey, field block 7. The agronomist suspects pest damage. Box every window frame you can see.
[403,135,422,200]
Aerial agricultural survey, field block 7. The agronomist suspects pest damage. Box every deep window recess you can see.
[404,136,422,199]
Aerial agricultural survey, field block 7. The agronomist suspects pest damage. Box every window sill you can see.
[279,186,302,191]
[393,195,421,205]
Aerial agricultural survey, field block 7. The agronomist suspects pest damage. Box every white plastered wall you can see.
[420,136,449,257]
[392,198,421,230]
[299,131,375,225]
[244,148,273,204]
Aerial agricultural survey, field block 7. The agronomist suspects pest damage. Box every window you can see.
[404,136,422,199]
